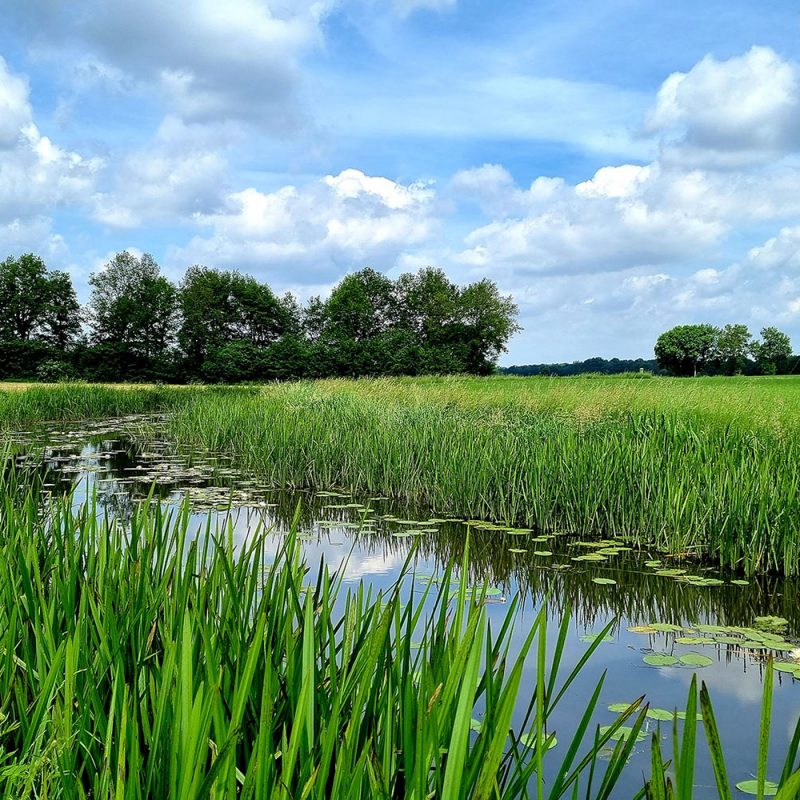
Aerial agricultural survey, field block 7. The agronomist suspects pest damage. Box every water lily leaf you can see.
[655,569,687,577]
[646,708,675,721]
[643,654,679,667]
[598,725,647,743]
[628,625,658,634]
[730,579,750,586]
[582,632,614,644]
[649,623,684,632]
[533,550,553,557]
[772,662,800,675]
[735,780,778,796]
[607,702,634,713]
[508,548,527,554]
[675,637,711,645]
[470,718,483,733]
[518,732,557,750]
[592,577,617,585]
[679,653,713,667]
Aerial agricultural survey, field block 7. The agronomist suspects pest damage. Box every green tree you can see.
[716,323,752,375]
[654,324,719,376]
[317,268,398,375]
[752,326,792,374]
[41,271,82,349]
[179,266,301,379]
[0,254,53,341]
[88,252,178,361]
[457,279,520,374]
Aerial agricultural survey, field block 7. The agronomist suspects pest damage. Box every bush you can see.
[35,359,77,383]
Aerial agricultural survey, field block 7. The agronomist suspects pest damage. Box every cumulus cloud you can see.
[169,169,437,284]
[0,56,101,226]
[644,46,800,169]
[92,116,231,228]
[16,0,333,130]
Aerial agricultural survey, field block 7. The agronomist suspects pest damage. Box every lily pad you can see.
[735,780,778,796]
[646,708,675,721]
[628,625,658,634]
[533,550,553,557]
[582,632,614,644]
[592,577,617,585]
[643,654,679,667]
[598,725,647,743]
[518,732,557,750]
[675,637,712,645]
[607,702,635,713]
[679,653,713,667]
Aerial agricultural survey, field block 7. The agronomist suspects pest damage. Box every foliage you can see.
[0,254,81,346]
[34,359,76,383]
[716,323,753,375]
[88,252,179,371]
[654,324,719,376]
[753,327,793,375]
[654,323,795,376]
[503,357,664,377]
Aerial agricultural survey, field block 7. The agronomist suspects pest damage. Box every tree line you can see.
[654,323,796,376]
[502,357,665,377]
[0,252,520,382]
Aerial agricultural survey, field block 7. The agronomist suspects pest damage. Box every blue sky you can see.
[2,0,800,363]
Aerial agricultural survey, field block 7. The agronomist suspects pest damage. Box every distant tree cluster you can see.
[654,324,795,376]
[0,252,520,383]
[501,357,665,377]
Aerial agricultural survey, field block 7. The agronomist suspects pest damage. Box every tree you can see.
[457,279,520,374]
[41,271,82,349]
[716,323,752,375]
[88,252,178,370]
[654,324,718,376]
[0,254,54,341]
[752,326,792,374]
[179,266,301,380]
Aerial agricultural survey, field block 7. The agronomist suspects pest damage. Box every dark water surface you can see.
[7,417,800,796]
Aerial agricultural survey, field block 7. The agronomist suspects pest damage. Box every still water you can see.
[7,416,800,796]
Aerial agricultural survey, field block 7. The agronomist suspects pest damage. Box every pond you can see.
[7,416,800,796]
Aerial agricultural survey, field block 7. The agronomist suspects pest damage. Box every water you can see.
[7,417,800,796]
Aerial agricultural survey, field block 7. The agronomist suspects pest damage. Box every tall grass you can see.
[0,472,657,798]
[0,384,194,429]
[166,380,800,576]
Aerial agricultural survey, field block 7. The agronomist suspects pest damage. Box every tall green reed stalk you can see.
[0,471,649,799]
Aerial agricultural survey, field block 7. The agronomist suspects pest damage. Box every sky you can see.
[1,1,800,364]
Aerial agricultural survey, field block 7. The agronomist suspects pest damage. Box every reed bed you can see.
[166,379,800,576]
[0,474,664,799]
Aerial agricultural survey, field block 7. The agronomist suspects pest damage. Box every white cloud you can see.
[644,46,800,169]
[0,56,102,225]
[169,169,438,284]
[20,0,333,130]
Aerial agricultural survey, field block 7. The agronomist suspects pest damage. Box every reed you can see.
[165,379,800,576]
[0,475,651,799]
